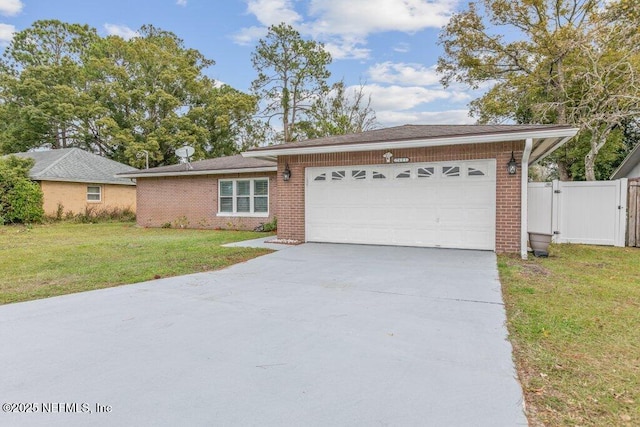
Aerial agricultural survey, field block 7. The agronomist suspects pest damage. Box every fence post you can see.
[551,179,561,243]
[615,179,628,247]
[629,180,639,247]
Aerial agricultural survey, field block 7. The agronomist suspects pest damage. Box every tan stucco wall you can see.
[39,181,136,216]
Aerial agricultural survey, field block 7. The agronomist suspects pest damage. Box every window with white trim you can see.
[87,185,101,202]
[218,178,269,216]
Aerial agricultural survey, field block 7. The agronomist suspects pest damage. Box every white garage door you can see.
[305,160,496,250]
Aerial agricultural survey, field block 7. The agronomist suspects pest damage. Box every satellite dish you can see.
[175,146,195,159]
[175,146,195,170]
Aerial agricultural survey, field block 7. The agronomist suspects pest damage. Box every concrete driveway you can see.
[0,244,526,426]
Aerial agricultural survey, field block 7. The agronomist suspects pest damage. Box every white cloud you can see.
[393,43,410,53]
[360,84,459,111]
[104,24,139,40]
[323,40,370,60]
[0,22,15,45]
[232,25,268,45]
[307,0,454,37]
[176,0,187,5]
[352,83,475,127]
[368,62,441,86]
[377,109,475,126]
[0,0,23,16]
[245,0,302,27]
[234,0,457,59]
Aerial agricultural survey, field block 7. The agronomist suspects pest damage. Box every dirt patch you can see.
[521,263,551,276]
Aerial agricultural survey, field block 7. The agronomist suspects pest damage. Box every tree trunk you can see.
[584,152,596,181]
[584,128,612,181]
[557,160,571,181]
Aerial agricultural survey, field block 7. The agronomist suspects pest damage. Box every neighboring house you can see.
[242,124,578,257]
[611,143,640,179]
[12,148,137,216]
[117,155,277,230]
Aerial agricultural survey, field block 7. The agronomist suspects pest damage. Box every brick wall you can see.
[39,181,136,216]
[136,172,277,230]
[276,142,524,253]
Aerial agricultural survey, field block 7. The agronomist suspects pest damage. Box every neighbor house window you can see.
[87,185,101,202]
[218,178,269,216]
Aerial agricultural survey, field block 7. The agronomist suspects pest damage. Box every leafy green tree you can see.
[251,23,332,142]
[0,21,260,167]
[438,0,640,180]
[299,81,378,140]
[0,20,100,152]
[0,156,44,224]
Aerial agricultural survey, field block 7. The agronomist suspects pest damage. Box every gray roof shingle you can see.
[118,154,276,177]
[12,148,137,185]
[248,124,575,152]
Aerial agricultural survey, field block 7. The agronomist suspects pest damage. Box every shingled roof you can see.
[243,124,578,164]
[117,154,277,178]
[12,148,137,185]
[247,124,575,152]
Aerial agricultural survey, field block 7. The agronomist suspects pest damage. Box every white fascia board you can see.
[117,166,277,179]
[529,134,575,165]
[242,128,579,158]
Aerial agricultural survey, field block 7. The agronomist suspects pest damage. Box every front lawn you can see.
[0,222,272,304]
[499,245,640,426]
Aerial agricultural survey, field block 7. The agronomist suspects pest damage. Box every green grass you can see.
[0,222,272,304]
[499,244,640,426]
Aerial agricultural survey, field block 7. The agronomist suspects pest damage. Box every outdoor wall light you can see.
[283,163,292,181]
[507,151,518,175]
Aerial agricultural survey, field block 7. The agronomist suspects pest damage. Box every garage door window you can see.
[417,167,434,178]
[468,166,486,177]
[352,170,366,180]
[332,171,346,181]
[442,166,460,177]
[218,178,269,217]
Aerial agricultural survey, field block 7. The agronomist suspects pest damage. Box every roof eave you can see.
[610,143,640,179]
[242,128,579,158]
[529,134,576,165]
[31,177,136,186]
[118,166,278,178]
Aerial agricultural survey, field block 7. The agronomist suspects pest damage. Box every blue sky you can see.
[0,0,482,127]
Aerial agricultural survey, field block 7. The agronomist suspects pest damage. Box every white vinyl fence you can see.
[528,179,628,247]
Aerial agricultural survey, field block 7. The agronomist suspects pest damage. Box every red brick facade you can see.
[136,172,277,230]
[276,141,524,253]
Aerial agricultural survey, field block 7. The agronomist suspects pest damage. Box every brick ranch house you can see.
[118,155,277,230]
[13,148,137,216]
[242,124,578,258]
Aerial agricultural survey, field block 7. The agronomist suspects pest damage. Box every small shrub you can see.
[55,203,64,221]
[0,156,44,224]
[54,205,138,224]
[161,222,172,228]
[262,216,277,232]
[173,216,189,229]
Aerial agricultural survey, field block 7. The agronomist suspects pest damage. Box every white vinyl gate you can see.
[527,179,628,247]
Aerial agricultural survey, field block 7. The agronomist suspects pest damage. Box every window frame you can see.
[87,185,102,202]
[217,178,269,217]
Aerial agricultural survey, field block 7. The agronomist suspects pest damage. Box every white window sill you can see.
[217,212,269,218]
